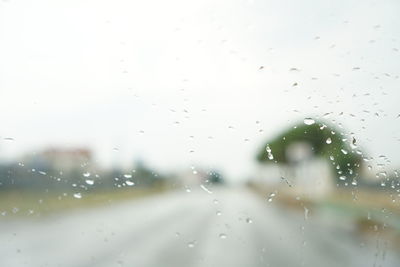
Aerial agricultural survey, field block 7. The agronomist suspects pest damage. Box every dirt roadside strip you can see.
[248,182,400,246]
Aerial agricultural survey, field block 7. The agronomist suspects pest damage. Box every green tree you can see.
[256,119,363,183]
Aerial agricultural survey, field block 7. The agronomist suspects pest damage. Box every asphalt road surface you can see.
[0,187,399,267]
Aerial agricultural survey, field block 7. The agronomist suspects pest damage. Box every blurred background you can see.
[1,0,400,266]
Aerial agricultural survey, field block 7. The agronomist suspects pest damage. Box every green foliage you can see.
[256,120,363,182]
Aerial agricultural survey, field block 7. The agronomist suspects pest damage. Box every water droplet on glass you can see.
[267,192,276,202]
[125,181,135,186]
[219,233,227,239]
[266,145,272,153]
[377,171,387,178]
[73,193,82,199]
[216,211,222,216]
[246,217,253,224]
[303,118,315,125]
[326,137,332,144]
[83,172,91,177]
[304,207,309,220]
[350,137,357,149]
[266,144,274,160]
[85,179,94,185]
[200,184,212,194]
[123,174,132,178]
[280,176,292,187]
[187,241,195,248]
[341,149,348,155]
[339,176,347,181]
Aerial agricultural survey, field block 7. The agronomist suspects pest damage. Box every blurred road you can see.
[0,187,398,267]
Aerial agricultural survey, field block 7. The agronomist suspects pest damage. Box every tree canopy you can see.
[256,119,363,182]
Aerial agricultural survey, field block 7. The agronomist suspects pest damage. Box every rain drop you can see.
[267,192,276,202]
[351,137,357,149]
[200,184,212,194]
[303,118,315,125]
[125,181,135,186]
[266,145,274,160]
[304,207,309,220]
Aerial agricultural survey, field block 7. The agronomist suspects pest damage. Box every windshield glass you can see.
[1,0,400,266]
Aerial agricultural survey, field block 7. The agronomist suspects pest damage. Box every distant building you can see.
[256,141,335,198]
[175,169,209,187]
[40,148,92,171]
[22,148,93,175]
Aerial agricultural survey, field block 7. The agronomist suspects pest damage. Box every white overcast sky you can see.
[1,0,400,180]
